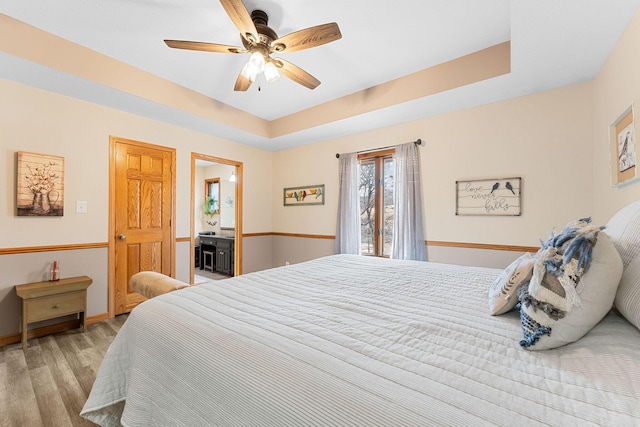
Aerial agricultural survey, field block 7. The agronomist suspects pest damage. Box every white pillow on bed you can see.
[519,224,623,350]
[606,200,640,331]
[488,253,535,315]
[615,254,640,330]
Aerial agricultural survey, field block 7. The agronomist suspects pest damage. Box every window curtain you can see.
[335,152,361,254]
[391,142,427,261]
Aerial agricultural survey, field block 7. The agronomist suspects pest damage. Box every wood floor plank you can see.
[1,314,129,427]
[30,365,74,427]
[0,350,13,427]
[5,345,44,426]
[70,330,94,352]
[23,338,48,371]
[38,336,100,426]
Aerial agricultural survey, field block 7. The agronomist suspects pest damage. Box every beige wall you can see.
[270,7,640,268]
[0,248,108,337]
[1,78,273,245]
[0,78,273,336]
[2,8,640,339]
[273,82,595,251]
[592,9,640,224]
[242,235,274,273]
[272,13,640,267]
[271,236,335,267]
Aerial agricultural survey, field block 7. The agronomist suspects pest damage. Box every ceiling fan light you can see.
[241,61,258,82]
[248,51,265,73]
[264,62,280,83]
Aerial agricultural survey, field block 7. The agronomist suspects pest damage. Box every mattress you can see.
[81,254,640,426]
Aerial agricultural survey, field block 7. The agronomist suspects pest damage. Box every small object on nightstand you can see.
[15,275,92,350]
[49,260,60,281]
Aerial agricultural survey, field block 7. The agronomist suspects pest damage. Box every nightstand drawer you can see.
[26,291,86,323]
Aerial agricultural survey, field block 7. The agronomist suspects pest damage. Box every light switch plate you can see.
[76,200,88,213]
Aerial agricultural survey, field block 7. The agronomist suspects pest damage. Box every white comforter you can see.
[81,255,640,426]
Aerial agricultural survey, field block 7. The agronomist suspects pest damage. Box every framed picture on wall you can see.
[610,103,639,187]
[16,151,65,216]
[284,185,325,206]
[455,177,521,216]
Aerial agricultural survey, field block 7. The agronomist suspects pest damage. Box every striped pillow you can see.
[606,200,640,331]
[615,255,640,330]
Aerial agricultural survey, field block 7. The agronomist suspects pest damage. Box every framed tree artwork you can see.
[17,151,65,216]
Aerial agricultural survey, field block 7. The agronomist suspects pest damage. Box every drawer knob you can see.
[52,304,61,309]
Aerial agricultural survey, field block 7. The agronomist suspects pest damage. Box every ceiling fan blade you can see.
[234,72,253,91]
[273,58,320,90]
[219,0,259,43]
[164,40,245,54]
[271,22,341,53]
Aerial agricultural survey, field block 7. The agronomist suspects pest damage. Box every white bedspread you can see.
[81,255,640,426]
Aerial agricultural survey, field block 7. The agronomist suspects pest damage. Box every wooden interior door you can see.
[112,137,174,314]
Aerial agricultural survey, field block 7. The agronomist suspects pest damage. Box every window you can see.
[204,178,219,215]
[359,149,394,257]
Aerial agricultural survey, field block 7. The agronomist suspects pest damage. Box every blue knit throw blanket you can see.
[518,217,603,348]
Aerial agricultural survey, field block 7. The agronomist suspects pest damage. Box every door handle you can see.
[118,234,127,241]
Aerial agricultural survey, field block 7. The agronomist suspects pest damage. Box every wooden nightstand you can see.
[15,275,92,350]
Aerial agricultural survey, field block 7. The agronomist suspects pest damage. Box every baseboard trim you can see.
[271,232,335,240]
[426,240,539,253]
[190,232,540,253]
[241,232,335,239]
[0,312,110,348]
[87,312,110,324]
[0,242,108,255]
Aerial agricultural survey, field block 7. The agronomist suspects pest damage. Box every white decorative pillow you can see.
[519,230,622,350]
[615,254,640,330]
[604,200,640,267]
[606,200,640,331]
[488,253,535,315]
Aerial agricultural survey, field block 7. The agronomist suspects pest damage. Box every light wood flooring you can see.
[194,269,231,284]
[0,315,128,427]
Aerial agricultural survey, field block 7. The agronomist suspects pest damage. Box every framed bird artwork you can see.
[455,177,521,216]
[610,104,639,187]
[284,184,325,206]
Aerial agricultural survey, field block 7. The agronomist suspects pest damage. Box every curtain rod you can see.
[335,139,422,158]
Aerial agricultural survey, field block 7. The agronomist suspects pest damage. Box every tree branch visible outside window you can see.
[358,149,394,257]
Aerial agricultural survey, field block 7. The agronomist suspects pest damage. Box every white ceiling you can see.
[1,1,639,151]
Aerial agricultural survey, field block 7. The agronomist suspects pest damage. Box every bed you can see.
[81,204,640,426]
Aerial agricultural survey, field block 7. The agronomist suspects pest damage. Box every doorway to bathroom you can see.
[190,152,243,284]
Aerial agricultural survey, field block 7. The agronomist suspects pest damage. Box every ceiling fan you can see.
[164,0,342,91]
